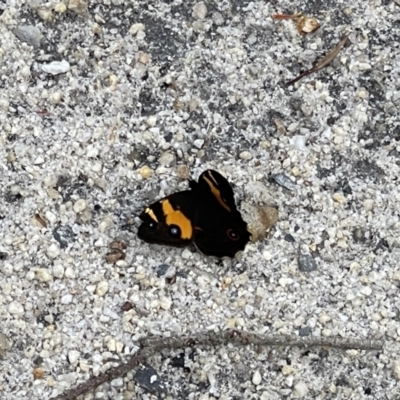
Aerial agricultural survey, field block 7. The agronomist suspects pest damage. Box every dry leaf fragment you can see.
[287,34,350,86]
[272,12,302,20]
[109,239,127,251]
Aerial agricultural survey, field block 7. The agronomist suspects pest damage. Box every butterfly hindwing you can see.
[192,170,250,258]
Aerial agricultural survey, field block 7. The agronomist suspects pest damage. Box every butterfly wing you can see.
[138,190,196,248]
[193,170,250,258]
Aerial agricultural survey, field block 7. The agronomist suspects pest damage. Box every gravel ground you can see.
[1,0,400,399]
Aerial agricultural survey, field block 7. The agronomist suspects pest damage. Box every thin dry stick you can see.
[287,34,350,86]
[54,330,383,400]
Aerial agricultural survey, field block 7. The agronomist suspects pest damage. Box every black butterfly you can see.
[138,169,250,258]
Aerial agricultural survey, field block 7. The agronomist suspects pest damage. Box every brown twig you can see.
[53,329,383,400]
[287,34,350,86]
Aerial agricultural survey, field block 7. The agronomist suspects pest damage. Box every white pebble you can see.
[129,23,145,35]
[181,249,192,259]
[393,361,400,380]
[73,199,87,213]
[252,370,262,385]
[96,281,109,296]
[61,294,73,304]
[64,267,76,279]
[363,199,374,212]
[360,286,372,296]
[36,268,53,282]
[52,264,64,279]
[49,92,62,104]
[291,135,307,151]
[41,60,70,75]
[192,2,207,19]
[47,243,60,258]
[293,381,309,397]
[8,301,24,316]
[68,350,80,365]
[239,151,252,160]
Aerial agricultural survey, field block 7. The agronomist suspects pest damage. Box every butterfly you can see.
[138,169,250,258]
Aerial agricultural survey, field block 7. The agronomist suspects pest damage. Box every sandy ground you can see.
[1,0,400,399]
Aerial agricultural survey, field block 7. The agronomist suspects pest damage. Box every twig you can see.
[287,34,350,86]
[53,329,383,400]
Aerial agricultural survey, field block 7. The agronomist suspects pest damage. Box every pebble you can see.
[282,365,294,375]
[36,268,53,283]
[192,2,207,20]
[239,151,252,160]
[252,370,262,385]
[363,199,374,212]
[134,365,166,394]
[54,2,67,13]
[68,0,88,15]
[0,333,10,357]
[8,302,24,316]
[73,199,87,213]
[64,267,76,279]
[139,166,153,179]
[68,350,80,365]
[129,23,145,35]
[271,173,296,191]
[61,294,73,304]
[95,281,109,296]
[291,135,307,151]
[298,254,317,272]
[393,361,400,380]
[53,226,75,248]
[293,381,309,397]
[52,264,64,279]
[158,152,175,166]
[36,6,54,22]
[14,25,42,48]
[47,243,61,259]
[332,193,344,203]
[41,61,70,76]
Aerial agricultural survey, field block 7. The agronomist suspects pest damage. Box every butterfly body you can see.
[138,170,250,258]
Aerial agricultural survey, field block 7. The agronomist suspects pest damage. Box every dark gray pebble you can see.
[298,254,317,272]
[53,226,75,249]
[134,364,166,394]
[270,173,296,191]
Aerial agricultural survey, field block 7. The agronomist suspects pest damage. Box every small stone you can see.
[298,326,312,337]
[156,264,170,277]
[68,350,80,365]
[252,370,262,385]
[41,60,70,76]
[14,25,42,48]
[291,135,307,150]
[52,264,64,279]
[53,226,75,248]
[363,199,374,212]
[0,333,10,357]
[95,281,109,296]
[68,0,88,14]
[293,381,308,397]
[158,152,175,167]
[36,268,53,283]
[298,254,317,272]
[99,216,113,233]
[138,53,150,65]
[192,2,207,20]
[47,243,61,259]
[282,365,294,375]
[194,139,204,149]
[129,23,145,35]
[270,173,296,191]
[393,361,400,380]
[61,294,73,304]
[360,286,372,296]
[54,2,67,13]
[181,249,192,259]
[8,302,24,316]
[64,267,76,279]
[36,6,54,22]
[332,193,343,203]
[318,313,331,324]
[73,199,87,213]
[239,151,252,160]
[134,365,166,394]
[139,166,153,179]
